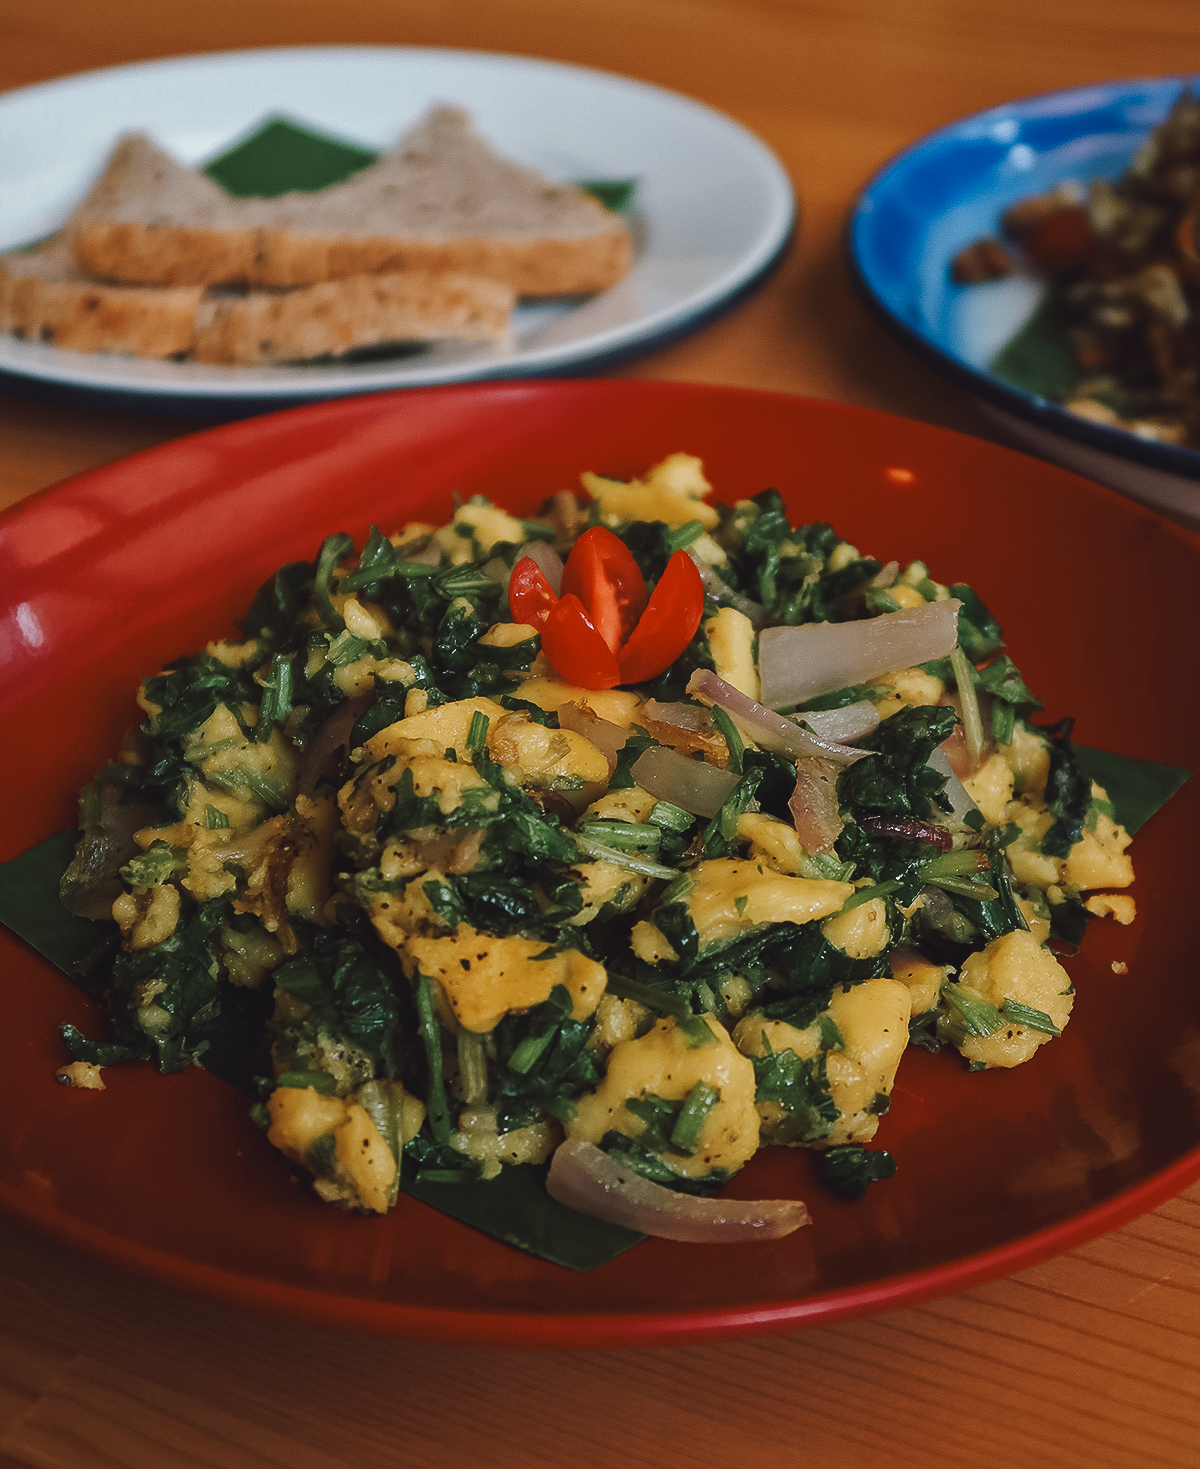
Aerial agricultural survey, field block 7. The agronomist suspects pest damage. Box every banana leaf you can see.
[203,115,637,213]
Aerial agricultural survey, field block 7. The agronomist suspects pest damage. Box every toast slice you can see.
[71,107,633,296]
[0,237,515,363]
[192,271,514,365]
[0,238,203,357]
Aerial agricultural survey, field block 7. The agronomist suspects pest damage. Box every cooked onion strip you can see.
[796,700,881,745]
[642,699,714,735]
[860,814,952,852]
[298,691,374,796]
[546,1140,810,1243]
[556,701,630,774]
[758,599,962,709]
[630,745,739,817]
[685,550,768,625]
[640,699,726,760]
[926,744,978,820]
[510,539,564,597]
[687,669,869,766]
[788,757,844,854]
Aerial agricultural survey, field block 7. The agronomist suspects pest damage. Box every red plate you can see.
[1,379,1197,1345]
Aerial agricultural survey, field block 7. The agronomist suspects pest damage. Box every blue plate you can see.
[848,76,1200,526]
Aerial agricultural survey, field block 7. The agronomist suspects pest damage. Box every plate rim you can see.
[2,1139,1198,1347]
[846,72,1200,483]
[0,44,795,414]
[2,376,1197,1347]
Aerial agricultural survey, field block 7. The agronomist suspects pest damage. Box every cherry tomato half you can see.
[508,556,560,625]
[616,550,706,684]
[559,526,648,654]
[540,593,622,689]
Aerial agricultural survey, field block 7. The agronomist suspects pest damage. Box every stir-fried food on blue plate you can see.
[57,454,1136,1244]
[953,88,1200,447]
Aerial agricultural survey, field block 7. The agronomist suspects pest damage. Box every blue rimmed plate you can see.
[849,76,1200,530]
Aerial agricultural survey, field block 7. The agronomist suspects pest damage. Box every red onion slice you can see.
[509,540,564,598]
[298,692,374,796]
[685,549,768,626]
[926,744,979,820]
[547,1140,809,1243]
[859,814,953,851]
[758,599,962,709]
[556,701,630,775]
[642,699,713,734]
[630,745,739,817]
[796,700,881,745]
[687,669,869,766]
[640,699,726,760]
[789,757,843,854]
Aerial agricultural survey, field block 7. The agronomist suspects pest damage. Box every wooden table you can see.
[2,4,1198,1466]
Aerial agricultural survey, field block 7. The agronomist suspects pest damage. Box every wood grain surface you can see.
[2,3,1199,1465]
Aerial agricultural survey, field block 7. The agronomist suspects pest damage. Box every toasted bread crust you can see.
[73,221,632,295]
[74,223,265,289]
[66,106,634,296]
[0,246,513,364]
[0,246,202,356]
[192,271,515,365]
[2,106,629,363]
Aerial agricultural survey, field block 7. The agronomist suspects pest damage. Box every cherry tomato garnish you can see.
[540,594,622,689]
[617,550,706,683]
[559,527,648,653]
[508,556,560,625]
[508,528,706,689]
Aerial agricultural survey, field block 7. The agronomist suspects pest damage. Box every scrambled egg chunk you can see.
[567,1015,760,1181]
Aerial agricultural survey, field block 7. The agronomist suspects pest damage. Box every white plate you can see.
[0,46,795,414]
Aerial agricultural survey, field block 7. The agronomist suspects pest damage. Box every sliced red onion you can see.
[640,699,725,759]
[859,814,952,852]
[298,691,374,796]
[642,699,714,735]
[758,598,962,709]
[795,701,880,745]
[685,550,768,626]
[789,757,844,854]
[630,745,739,817]
[556,701,630,775]
[926,744,979,820]
[510,540,564,598]
[687,669,869,767]
[59,784,166,920]
[547,1140,809,1243]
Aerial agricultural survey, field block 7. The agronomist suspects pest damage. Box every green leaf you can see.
[401,1157,643,1271]
[576,178,638,213]
[1073,746,1191,835]
[204,117,378,197]
[821,1145,897,1200]
[990,299,1081,402]
[0,829,116,996]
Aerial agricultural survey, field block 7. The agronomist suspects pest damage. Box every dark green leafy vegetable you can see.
[990,300,1080,401]
[1041,719,1094,857]
[821,1146,897,1200]
[1074,747,1191,834]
